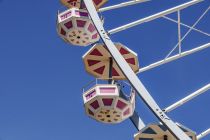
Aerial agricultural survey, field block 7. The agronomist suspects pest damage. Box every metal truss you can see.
[82,0,204,139]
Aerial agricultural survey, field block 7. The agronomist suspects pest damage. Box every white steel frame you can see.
[99,0,210,74]
[165,6,210,58]
[82,0,205,139]
[77,0,210,139]
[108,0,203,34]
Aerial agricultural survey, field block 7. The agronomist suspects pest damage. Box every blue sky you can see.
[0,0,209,140]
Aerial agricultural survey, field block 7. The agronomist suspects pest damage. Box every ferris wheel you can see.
[56,0,210,140]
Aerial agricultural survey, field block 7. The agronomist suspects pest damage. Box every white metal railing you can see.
[82,78,114,93]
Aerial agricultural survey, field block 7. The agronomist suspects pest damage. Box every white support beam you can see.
[177,10,182,54]
[164,84,210,113]
[108,0,203,34]
[138,43,210,73]
[197,128,210,139]
[98,0,150,12]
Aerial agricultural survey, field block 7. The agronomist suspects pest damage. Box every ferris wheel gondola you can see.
[83,43,139,79]
[60,0,108,10]
[83,84,135,123]
[57,8,100,46]
[134,123,197,140]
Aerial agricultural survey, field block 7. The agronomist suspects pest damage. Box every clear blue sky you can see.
[0,0,209,140]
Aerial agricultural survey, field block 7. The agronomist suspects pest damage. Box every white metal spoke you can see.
[108,0,203,35]
[138,43,210,73]
[164,84,210,113]
[84,0,193,139]
[165,6,210,58]
[197,128,210,139]
[98,0,150,12]
[163,16,210,37]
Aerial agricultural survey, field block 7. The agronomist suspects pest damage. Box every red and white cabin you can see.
[57,8,100,46]
[83,84,135,124]
[60,0,108,10]
[83,43,140,79]
[134,123,197,140]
